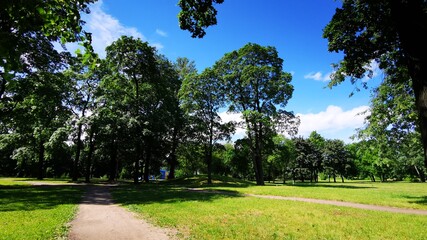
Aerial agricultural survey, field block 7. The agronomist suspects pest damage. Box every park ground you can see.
[1,176,427,239]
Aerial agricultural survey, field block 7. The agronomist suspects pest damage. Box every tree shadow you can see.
[0,184,85,212]
[110,183,244,207]
[162,175,255,189]
[282,183,375,189]
[403,195,427,205]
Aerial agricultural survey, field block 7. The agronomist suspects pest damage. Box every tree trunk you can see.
[85,128,95,183]
[72,122,83,181]
[134,142,141,184]
[37,139,45,180]
[414,165,426,182]
[207,124,214,185]
[168,127,179,180]
[292,169,296,184]
[206,146,212,185]
[168,155,176,180]
[370,174,376,182]
[143,144,150,183]
[253,131,265,185]
[108,139,118,182]
[391,0,427,170]
[300,169,304,183]
[341,174,345,183]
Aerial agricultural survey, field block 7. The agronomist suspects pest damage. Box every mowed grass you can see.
[111,176,427,240]
[0,178,85,240]
[207,178,427,210]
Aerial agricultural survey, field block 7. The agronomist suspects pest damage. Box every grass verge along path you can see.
[0,178,84,240]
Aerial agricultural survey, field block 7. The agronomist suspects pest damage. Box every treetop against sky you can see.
[59,0,383,142]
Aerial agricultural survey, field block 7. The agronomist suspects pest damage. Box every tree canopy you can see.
[323,0,427,169]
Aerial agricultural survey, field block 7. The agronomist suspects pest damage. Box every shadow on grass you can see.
[282,183,375,189]
[0,184,85,212]
[162,175,255,189]
[403,195,427,205]
[111,182,245,207]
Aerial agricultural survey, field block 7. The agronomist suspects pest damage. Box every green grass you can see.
[111,176,427,240]
[205,179,427,210]
[0,178,85,240]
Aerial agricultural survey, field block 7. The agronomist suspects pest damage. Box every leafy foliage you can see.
[178,0,224,38]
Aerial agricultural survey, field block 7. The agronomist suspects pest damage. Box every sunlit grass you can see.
[111,176,427,240]
[0,178,84,240]
[206,179,427,210]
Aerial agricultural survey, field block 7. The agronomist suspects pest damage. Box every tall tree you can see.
[104,36,159,183]
[356,69,426,181]
[323,0,427,170]
[167,57,196,179]
[66,56,101,181]
[179,68,234,184]
[9,70,72,179]
[214,43,298,185]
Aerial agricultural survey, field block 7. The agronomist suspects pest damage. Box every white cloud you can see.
[57,0,163,58]
[217,105,369,143]
[363,60,382,82]
[83,1,144,57]
[296,105,370,142]
[155,29,168,37]
[304,60,382,84]
[218,111,246,139]
[150,42,165,51]
[304,71,332,82]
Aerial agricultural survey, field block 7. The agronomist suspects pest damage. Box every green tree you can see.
[0,0,96,102]
[323,139,352,183]
[231,138,254,180]
[356,71,426,181]
[293,137,322,183]
[6,70,73,179]
[349,141,375,181]
[323,0,427,169]
[176,142,205,177]
[267,135,297,183]
[66,56,101,181]
[308,131,326,151]
[103,36,159,183]
[167,57,196,179]
[178,0,224,38]
[214,43,297,185]
[179,68,234,184]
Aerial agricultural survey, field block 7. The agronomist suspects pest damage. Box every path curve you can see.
[188,188,427,215]
[68,185,176,240]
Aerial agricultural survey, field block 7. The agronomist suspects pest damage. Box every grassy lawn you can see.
[111,176,427,240]
[180,176,427,210]
[0,178,85,240]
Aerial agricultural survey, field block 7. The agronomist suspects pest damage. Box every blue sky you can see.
[74,0,383,143]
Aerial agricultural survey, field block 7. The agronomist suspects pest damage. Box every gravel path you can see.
[68,185,176,240]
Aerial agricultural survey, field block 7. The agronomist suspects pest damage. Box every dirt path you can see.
[68,185,176,240]
[188,188,427,215]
